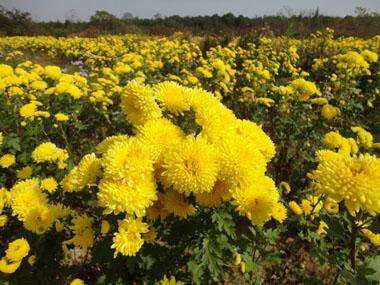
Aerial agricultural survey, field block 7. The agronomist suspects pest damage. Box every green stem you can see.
[349,216,357,270]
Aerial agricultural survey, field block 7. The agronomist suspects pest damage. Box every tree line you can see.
[0,6,379,38]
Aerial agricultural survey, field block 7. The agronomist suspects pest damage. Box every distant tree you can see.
[122,12,134,20]
[90,10,118,24]
[0,5,34,35]
[221,13,235,25]
[355,7,371,17]
[64,9,79,23]
[277,6,296,18]
[153,13,162,20]
[89,10,126,34]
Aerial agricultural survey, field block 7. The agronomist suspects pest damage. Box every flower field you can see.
[0,29,379,284]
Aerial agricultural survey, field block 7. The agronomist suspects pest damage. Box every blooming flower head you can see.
[23,205,54,234]
[309,150,380,216]
[162,190,196,219]
[5,238,30,263]
[44,65,62,80]
[232,119,275,161]
[70,278,85,285]
[232,176,279,226]
[19,101,50,122]
[102,138,153,183]
[67,214,94,250]
[290,78,321,100]
[16,166,33,180]
[10,178,48,219]
[54,113,69,122]
[62,153,102,192]
[96,135,129,154]
[322,131,357,155]
[120,80,162,126]
[289,201,303,215]
[0,258,21,274]
[217,135,267,189]
[271,202,287,223]
[361,50,378,63]
[351,126,373,148]
[111,219,149,257]
[161,136,219,195]
[0,64,14,78]
[321,104,340,120]
[195,180,231,208]
[32,142,68,169]
[154,81,191,115]
[98,178,157,216]
[41,177,58,193]
[136,118,184,164]
[0,154,16,168]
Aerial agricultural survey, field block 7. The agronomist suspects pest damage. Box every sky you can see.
[2,0,380,22]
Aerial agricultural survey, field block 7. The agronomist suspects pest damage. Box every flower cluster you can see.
[0,238,30,274]
[309,130,380,216]
[61,80,280,257]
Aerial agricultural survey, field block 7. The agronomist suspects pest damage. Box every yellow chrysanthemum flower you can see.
[96,135,129,154]
[10,179,48,219]
[5,238,30,263]
[136,118,184,164]
[0,154,16,168]
[351,126,373,148]
[195,180,231,208]
[271,202,287,223]
[70,278,85,285]
[321,104,340,120]
[66,214,94,249]
[154,81,191,115]
[162,190,196,219]
[290,78,321,100]
[309,150,380,216]
[102,138,153,183]
[232,119,275,161]
[289,201,303,215]
[41,177,58,193]
[62,153,102,192]
[0,258,21,274]
[44,65,62,80]
[16,166,33,180]
[120,80,162,126]
[161,136,218,195]
[218,136,267,189]
[111,219,149,257]
[98,178,157,216]
[54,113,69,122]
[23,205,54,234]
[232,176,279,226]
[31,142,68,169]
